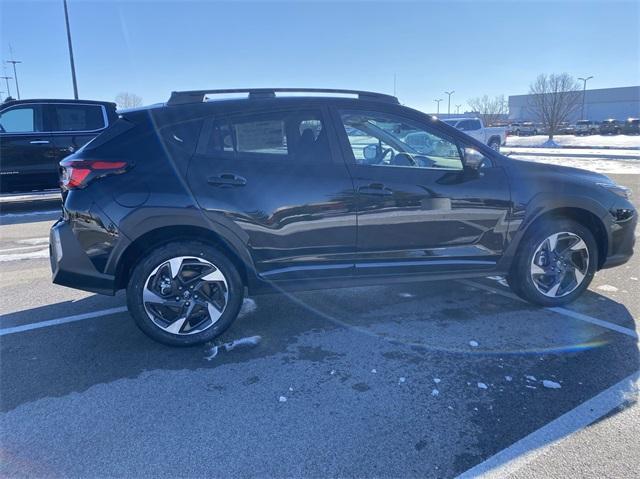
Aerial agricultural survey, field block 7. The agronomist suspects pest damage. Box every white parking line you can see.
[0,306,128,336]
[457,371,639,478]
[460,280,639,340]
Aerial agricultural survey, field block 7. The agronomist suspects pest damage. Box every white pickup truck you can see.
[442,117,507,151]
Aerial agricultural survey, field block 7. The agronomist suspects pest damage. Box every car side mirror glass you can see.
[463,148,486,170]
[363,144,379,162]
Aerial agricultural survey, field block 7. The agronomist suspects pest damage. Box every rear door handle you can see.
[207,174,247,187]
[358,183,393,196]
[29,140,50,144]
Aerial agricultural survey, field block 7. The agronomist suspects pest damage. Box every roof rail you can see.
[167,88,399,105]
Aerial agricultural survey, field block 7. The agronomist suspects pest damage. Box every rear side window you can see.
[204,110,330,162]
[456,119,481,131]
[0,105,44,133]
[52,104,106,132]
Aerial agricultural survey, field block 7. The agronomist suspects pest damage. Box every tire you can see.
[488,139,501,152]
[507,218,597,307]
[126,241,244,346]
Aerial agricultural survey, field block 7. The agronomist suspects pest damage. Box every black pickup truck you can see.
[0,98,117,193]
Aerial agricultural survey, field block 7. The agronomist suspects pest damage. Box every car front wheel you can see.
[126,241,244,346]
[507,219,597,306]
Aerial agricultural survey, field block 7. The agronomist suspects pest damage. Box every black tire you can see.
[508,218,598,307]
[488,139,501,152]
[126,241,244,346]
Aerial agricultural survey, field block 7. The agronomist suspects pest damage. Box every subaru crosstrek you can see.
[50,88,636,346]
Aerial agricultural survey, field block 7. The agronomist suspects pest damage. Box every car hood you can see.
[503,157,612,184]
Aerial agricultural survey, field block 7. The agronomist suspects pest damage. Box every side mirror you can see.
[463,148,486,170]
[363,144,379,163]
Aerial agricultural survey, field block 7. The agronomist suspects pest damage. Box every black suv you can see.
[50,88,636,346]
[0,98,117,193]
[599,119,621,135]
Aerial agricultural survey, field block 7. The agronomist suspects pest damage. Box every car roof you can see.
[1,98,117,109]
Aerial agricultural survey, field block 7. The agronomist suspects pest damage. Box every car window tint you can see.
[206,110,329,162]
[339,110,463,170]
[0,106,41,133]
[53,104,105,131]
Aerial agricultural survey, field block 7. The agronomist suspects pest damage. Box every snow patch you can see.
[239,298,257,316]
[204,335,262,360]
[597,284,619,292]
[279,396,287,402]
[543,380,562,389]
[469,340,479,347]
[505,376,513,382]
[431,389,439,397]
[433,378,441,384]
[477,382,488,389]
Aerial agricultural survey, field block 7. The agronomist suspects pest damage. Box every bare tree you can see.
[528,73,582,141]
[467,95,507,126]
[115,92,142,109]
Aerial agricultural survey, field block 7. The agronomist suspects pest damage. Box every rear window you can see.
[52,104,106,132]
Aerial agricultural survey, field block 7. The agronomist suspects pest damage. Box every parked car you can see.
[599,119,621,135]
[509,122,538,136]
[557,122,575,135]
[50,88,637,346]
[0,98,117,193]
[575,120,600,136]
[622,118,640,135]
[440,117,506,151]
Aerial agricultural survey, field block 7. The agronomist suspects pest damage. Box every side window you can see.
[457,119,481,131]
[52,104,105,132]
[339,110,463,170]
[205,110,329,162]
[0,105,43,133]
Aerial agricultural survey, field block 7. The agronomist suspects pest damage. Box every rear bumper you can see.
[50,219,117,295]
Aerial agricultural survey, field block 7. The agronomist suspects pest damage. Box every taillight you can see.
[60,158,128,190]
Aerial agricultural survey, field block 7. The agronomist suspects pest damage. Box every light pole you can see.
[455,104,461,114]
[6,60,21,99]
[434,98,443,114]
[64,0,79,99]
[0,76,11,97]
[578,76,593,120]
[444,90,455,115]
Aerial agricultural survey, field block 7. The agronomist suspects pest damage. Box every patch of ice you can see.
[330,370,336,375]
[371,368,377,374]
[543,380,562,389]
[525,385,538,389]
[239,298,257,316]
[279,396,287,402]
[431,389,439,396]
[204,335,261,360]
[399,292,414,298]
[477,382,488,389]
[399,377,406,383]
[469,340,479,347]
[505,376,513,382]
[597,284,619,292]
[630,277,638,281]
[433,378,441,384]
[204,345,219,361]
[288,387,293,392]
[525,375,537,381]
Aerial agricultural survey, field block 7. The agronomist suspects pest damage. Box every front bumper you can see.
[601,205,637,269]
[50,219,117,295]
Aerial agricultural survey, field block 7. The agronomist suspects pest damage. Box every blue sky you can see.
[1,0,638,113]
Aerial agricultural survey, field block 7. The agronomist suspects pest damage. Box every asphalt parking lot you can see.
[1,173,638,478]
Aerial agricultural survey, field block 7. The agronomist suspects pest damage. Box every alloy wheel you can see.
[530,232,589,298]
[142,256,229,335]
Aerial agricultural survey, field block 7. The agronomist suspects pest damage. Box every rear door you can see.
[0,103,56,192]
[49,103,109,165]
[331,106,512,277]
[187,106,357,282]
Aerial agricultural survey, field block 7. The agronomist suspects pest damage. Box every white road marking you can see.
[460,280,639,340]
[0,248,50,262]
[0,306,127,336]
[0,244,48,253]
[457,371,639,478]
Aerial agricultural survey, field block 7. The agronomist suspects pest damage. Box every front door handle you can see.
[358,183,393,196]
[207,174,247,187]
[29,140,50,144]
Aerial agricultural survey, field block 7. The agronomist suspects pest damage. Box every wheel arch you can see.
[113,224,254,291]
[512,207,608,270]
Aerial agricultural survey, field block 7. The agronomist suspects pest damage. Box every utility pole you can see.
[434,98,443,115]
[455,104,461,114]
[578,76,593,120]
[6,60,21,99]
[444,90,455,115]
[63,0,79,99]
[0,76,12,97]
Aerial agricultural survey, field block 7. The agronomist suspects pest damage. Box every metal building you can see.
[509,85,640,122]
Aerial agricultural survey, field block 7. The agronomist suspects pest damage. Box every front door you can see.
[0,103,55,192]
[187,106,357,282]
[332,106,512,277]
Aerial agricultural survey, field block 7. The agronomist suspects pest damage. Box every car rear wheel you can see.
[126,241,244,346]
[488,139,501,152]
[507,219,597,306]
